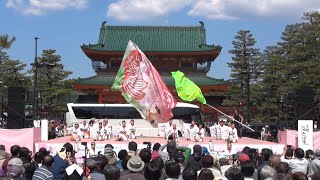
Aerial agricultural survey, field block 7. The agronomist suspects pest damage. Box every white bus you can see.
[66,102,203,137]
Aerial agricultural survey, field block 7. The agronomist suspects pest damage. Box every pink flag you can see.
[112,40,177,127]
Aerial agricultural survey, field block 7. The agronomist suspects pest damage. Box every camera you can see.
[81,142,88,146]
[143,142,152,150]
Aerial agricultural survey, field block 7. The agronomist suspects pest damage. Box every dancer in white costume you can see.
[228,122,238,143]
[128,119,136,140]
[164,119,174,139]
[216,119,229,140]
[102,119,112,140]
[79,120,88,131]
[95,122,105,141]
[187,121,199,141]
[116,121,129,141]
[196,123,205,142]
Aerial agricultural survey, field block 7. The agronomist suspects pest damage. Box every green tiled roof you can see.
[81,21,221,52]
[75,74,228,86]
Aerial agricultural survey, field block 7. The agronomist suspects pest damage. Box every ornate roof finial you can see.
[101,21,107,28]
[199,21,204,27]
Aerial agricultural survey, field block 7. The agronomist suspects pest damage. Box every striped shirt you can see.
[32,165,54,180]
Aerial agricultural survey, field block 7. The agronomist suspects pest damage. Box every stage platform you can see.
[35,136,285,157]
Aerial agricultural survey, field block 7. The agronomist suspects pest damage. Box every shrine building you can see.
[73,21,230,122]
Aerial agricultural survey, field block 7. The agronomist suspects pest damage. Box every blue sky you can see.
[0,0,319,80]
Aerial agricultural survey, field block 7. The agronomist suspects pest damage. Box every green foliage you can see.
[30,49,73,114]
[225,30,261,123]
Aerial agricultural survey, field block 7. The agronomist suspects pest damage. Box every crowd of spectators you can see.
[0,140,319,180]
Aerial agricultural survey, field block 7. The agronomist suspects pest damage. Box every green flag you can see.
[171,71,207,104]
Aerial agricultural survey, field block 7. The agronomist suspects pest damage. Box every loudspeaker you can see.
[76,95,99,103]
[7,87,26,129]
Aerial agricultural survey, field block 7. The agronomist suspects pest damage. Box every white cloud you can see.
[107,0,193,21]
[188,0,320,20]
[6,0,88,16]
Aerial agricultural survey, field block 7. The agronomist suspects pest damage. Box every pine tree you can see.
[33,49,72,117]
[226,30,261,123]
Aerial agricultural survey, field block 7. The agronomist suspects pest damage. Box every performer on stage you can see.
[170,123,179,142]
[88,119,96,138]
[164,119,174,139]
[79,120,88,131]
[102,119,112,140]
[195,123,205,142]
[187,120,199,141]
[233,109,244,138]
[261,125,272,141]
[128,119,136,140]
[228,122,238,143]
[116,121,129,141]
[216,119,228,140]
[95,122,104,141]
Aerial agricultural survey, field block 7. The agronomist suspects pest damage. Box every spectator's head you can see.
[193,144,203,157]
[294,148,304,159]
[275,162,289,174]
[219,158,229,166]
[10,145,21,157]
[202,155,213,168]
[238,153,250,165]
[86,158,98,171]
[174,152,185,164]
[139,148,151,164]
[127,156,145,173]
[7,165,24,179]
[305,149,313,159]
[102,164,120,180]
[167,142,178,158]
[38,147,50,156]
[144,161,162,180]
[63,143,74,155]
[43,155,54,168]
[311,171,320,180]
[268,154,281,168]
[96,154,108,170]
[0,144,5,151]
[19,147,30,158]
[165,161,180,179]
[273,173,290,180]
[104,144,115,157]
[34,152,44,164]
[260,165,277,180]
[8,158,23,167]
[128,141,137,152]
[118,149,128,161]
[241,162,255,177]
[198,168,214,180]
[261,148,273,161]
[91,142,96,149]
[151,156,164,170]
[182,167,197,180]
[285,148,293,159]
[292,172,308,180]
[242,147,251,155]
[121,155,131,170]
[225,167,244,180]
[152,143,161,152]
[23,162,38,179]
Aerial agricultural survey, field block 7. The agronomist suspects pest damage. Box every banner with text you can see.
[298,120,313,151]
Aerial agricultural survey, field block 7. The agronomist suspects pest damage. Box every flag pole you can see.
[206,104,255,132]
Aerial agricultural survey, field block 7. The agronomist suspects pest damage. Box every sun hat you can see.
[127,155,145,172]
[8,158,23,167]
[7,165,25,178]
